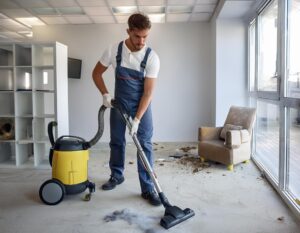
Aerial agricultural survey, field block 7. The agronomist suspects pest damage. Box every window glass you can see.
[254,101,280,180]
[258,0,278,92]
[287,0,300,98]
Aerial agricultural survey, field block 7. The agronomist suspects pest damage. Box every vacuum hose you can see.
[86,105,107,148]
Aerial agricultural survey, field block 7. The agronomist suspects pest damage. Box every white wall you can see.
[215,19,248,126]
[33,23,213,142]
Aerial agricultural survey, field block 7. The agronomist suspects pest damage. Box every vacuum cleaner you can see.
[111,100,195,229]
[39,105,107,205]
[40,101,195,229]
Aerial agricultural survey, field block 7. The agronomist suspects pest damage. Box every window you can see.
[248,0,300,217]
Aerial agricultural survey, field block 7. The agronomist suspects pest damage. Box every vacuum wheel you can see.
[39,179,65,205]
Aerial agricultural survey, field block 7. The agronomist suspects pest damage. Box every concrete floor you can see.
[0,142,300,233]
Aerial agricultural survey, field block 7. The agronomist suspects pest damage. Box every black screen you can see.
[68,57,82,79]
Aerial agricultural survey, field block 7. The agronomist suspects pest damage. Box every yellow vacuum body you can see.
[39,106,107,205]
[52,150,89,186]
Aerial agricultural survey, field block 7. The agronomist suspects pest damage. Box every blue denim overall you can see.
[109,41,154,193]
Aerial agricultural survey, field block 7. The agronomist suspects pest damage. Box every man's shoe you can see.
[102,176,124,190]
[141,190,162,206]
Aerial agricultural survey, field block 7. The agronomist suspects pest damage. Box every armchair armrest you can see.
[198,127,222,141]
[225,129,250,148]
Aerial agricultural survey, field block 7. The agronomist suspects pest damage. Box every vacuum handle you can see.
[48,121,57,147]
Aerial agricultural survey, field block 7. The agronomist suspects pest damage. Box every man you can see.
[92,13,161,206]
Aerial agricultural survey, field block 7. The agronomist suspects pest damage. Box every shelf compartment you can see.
[33,67,54,91]
[34,142,51,167]
[16,143,33,166]
[0,92,14,116]
[33,91,54,117]
[15,44,32,66]
[0,142,15,166]
[15,91,33,116]
[15,117,33,142]
[33,45,54,66]
[0,117,15,140]
[0,45,13,66]
[33,117,55,142]
[16,67,32,91]
[0,68,14,91]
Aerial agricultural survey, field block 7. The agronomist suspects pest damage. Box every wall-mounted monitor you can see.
[68,57,82,79]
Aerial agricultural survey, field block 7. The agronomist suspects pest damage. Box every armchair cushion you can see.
[220,124,243,139]
[225,129,250,149]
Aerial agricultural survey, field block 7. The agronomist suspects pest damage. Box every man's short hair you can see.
[128,13,151,30]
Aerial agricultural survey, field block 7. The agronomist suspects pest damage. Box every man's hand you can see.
[103,93,112,108]
[130,117,140,136]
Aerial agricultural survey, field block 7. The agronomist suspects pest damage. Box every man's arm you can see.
[135,77,156,120]
[92,61,109,95]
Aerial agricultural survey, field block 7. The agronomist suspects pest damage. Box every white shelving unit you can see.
[0,42,69,167]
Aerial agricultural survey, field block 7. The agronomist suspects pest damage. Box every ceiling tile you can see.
[14,0,50,8]
[168,5,193,14]
[65,15,92,24]
[83,6,111,15]
[108,0,136,7]
[137,0,165,6]
[115,15,129,23]
[1,9,33,18]
[47,0,78,7]
[0,0,19,9]
[77,0,106,7]
[91,15,115,23]
[194,4,216,13]
[167,13,190,22]
[168,0,195,5]
[190,12,211,21]
[40,16,68,24]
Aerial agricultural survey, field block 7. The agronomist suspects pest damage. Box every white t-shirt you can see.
[99,41,160,78]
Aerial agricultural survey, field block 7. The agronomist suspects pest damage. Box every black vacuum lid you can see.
[54,136,87,151]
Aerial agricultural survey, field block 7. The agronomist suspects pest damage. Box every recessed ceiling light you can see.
[148,13,165,23]
[15,17,45,27]
[32,8,59,15]
[139,6,165,14]
[18,31,33,37]
[57,7,84,15]
[112,6,137,15]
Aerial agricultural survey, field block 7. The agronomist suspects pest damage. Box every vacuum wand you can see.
[111,100,195,229]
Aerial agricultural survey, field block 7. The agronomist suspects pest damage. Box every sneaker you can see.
[101,176,124,190]
[141,190,162,206]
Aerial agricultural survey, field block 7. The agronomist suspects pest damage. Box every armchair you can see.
[198,106,256,170]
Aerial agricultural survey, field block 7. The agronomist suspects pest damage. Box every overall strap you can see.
[140,47,152,72]
[116,42,123,67]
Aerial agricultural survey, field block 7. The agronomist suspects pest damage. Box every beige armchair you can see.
[198,106,256,171]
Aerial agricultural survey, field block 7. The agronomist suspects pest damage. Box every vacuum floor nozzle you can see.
[160,206,195,229]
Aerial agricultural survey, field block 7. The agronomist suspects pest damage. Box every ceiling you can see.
[0,0,219,41]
